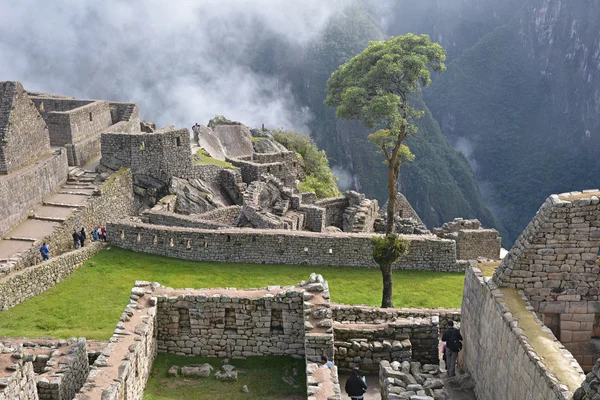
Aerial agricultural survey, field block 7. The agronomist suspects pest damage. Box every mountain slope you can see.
[425,0,600,243]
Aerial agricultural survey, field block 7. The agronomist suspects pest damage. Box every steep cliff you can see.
[425,0,600,243]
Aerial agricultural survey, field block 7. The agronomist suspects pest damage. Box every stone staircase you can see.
[0,163,102,272]
[119,103,136,122]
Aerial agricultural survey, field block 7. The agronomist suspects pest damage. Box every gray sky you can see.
[0,0,343,131]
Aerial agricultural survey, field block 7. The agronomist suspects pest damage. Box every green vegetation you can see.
[371,235,410,307]
[99,167,129,189]
[272,129,340,198]
[144,354,305,400]
[0,247,465,340]
[194,149,237,169]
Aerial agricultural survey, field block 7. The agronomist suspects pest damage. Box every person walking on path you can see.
[344,367,367,400]
[80,227,87,248]
[39,243,50,261]
[100,225,107,242]
[72,230,80,249]
[442,320,463,377]
[92,227,99,241]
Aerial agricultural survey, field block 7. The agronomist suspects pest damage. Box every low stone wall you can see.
[0,243,104,310]
[38,339,89,400]
[76,283,157,399]
[334,317,438,372]
[4,167,134,274]
[155,286,305,357]
[0,150,68,237]
[461,264,584,399]
[331,304,460,332]
[65,134,100,167]
[574,357,600,399]
[196,205,242,224]
[0,360,39,400]
[108,220,462,271]
[315,197,348,229]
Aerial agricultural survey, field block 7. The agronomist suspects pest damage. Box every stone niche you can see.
[494,190,600,371]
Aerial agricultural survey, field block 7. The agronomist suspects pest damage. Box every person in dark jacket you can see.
[344,367,367,399]
[72,230,80,249]
[442,320,463,377]
[80,227,86,247]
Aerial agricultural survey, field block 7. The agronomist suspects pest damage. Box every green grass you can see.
[0,247,464,340]
[194,149,238,169]
[144,354,305,400]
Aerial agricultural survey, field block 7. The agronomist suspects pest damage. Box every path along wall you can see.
[461,264,584,400]
[107,221,462,271]
[0,149,68,237]
[0,243,104,310]
[4,167,135,274]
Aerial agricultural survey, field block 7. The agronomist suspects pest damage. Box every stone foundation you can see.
[433,218,501,260]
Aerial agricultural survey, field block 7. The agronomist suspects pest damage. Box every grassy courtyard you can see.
[0,247,465,340]
[144,354,306,400]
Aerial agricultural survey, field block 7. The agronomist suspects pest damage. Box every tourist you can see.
[72,230,81,249]
[321,355,334,368]
[39,242,50,261]
[80,227,87,247]
[344,367,367,399]
[92,227,99,241]
[100,225,107,241]
[442,320,463,377]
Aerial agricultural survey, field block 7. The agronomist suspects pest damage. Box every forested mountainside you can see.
[422,0,600,242]
[287,1,504,236]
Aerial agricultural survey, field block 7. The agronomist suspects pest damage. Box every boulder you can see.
[252,138,288,154]
[215,369,238,381]
[168,365,179,377]
[212,124,254,159]
[194,125,227,160]
[181,363,213,377]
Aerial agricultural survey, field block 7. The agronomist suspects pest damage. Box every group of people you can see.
[73,226,107,249]
[319,321,463,400]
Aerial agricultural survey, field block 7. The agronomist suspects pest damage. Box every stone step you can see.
[30,215,67,223]
[43,201,84,208]
[9,236,37,242]
[58,190,96,196]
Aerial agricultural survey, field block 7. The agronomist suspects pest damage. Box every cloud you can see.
[332,165,356,191]
[0,0,342,131]
[454,136,479,172]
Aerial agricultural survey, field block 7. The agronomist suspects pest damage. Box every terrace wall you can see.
[107,221,462,271]
[461,264,584,400]
[0,243,104,310]
[0,361,38,400]
[0,149,68,237]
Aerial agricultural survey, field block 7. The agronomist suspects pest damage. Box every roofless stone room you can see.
[2,1,600,399]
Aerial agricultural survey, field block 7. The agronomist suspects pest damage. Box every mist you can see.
[0,0,344,131]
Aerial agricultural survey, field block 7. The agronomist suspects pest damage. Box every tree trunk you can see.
[386,164,397,235]
[381,261,393,308]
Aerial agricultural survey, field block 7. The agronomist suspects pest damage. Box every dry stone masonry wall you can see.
[0,243,104,310]
[155,286,306,358]
[0,149,68,237]
[0,358,39,400]
[494,191,600,371]
[108,220,463,271]
[462,264,584,399]
[433,218,501,260]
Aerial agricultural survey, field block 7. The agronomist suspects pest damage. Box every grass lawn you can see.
[194,149,237,169]
[144,354,305,400]
[0,247,464,340]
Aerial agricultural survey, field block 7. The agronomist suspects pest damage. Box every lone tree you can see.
[325,33,446,308]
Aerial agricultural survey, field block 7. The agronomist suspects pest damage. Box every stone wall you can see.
[108,220,463,271]
[76,283,157,400]
[333,317,437,372]
[228,150,301,187]
[461,264,584,399]
[0,243,104,310]
[100,129,193,186]
[155,286,305,357]
[65,134,100,167]
[196,206,242,224]
[0,149,68,237]
[0,359,39,400]
[42,101,112,147]
[0,81,51,174]
[331,304,461,332]
[494,191,600,371]
[315,197,348,229]
[2,167,134,274]
[433,218,501,260]
[574,357,600,399]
